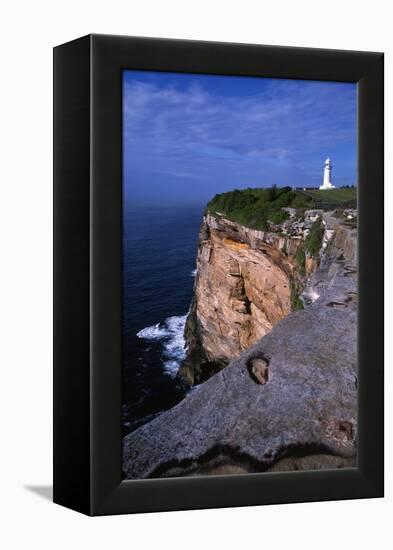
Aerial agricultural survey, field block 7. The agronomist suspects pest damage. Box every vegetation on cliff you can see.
[207,186,357,231]
[293,221,324,277]
[295,243,306,275]
[290,278,304,311]
[305,218,324,257]
[207,186,308,230]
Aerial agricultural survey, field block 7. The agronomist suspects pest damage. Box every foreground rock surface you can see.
[123,217,357,479]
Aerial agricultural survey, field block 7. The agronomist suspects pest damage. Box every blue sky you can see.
[123,70,356,206]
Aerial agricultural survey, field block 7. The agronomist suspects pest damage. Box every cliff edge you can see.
[180,210,322,384]
[123,210,357,479]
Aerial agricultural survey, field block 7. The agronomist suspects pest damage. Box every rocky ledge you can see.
[123,212,357,479]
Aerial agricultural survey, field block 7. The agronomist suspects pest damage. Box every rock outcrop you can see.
[123,213,357,479]
[180,213,318,384]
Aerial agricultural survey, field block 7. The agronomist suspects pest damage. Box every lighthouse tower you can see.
[319,158,335,190]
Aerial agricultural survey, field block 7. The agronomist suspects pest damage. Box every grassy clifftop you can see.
[206,186,357,231]
[302,188,357,204]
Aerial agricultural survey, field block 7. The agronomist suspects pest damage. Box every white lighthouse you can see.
[319,158,335,190]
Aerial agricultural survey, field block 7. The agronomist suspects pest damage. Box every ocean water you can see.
[122,204,203,435]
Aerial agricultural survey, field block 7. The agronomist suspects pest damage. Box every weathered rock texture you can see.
[180,214,316,384]
[123,214,357,479]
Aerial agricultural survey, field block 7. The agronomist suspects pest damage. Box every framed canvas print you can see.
[53,34,384,515]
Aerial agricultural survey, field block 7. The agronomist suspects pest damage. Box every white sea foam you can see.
[137,323,167,340]
[163,360,181,377]
[190,269,197,277]
[137,314,187,378]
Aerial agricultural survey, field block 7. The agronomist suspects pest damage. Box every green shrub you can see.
[295,243,306,275]
[267,184,278,201]
[268,209,289,225]
[271,190,296,208]
[305,219,324,257]
[292,194,313,208]
[290,278,304,310]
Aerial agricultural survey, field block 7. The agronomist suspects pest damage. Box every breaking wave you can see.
[137,314,187,377]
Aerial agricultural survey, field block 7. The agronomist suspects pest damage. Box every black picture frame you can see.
[53,34,384,516]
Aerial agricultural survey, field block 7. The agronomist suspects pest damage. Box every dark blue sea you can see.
[122,204,204,435]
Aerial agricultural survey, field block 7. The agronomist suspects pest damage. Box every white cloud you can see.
[123,74,356,186]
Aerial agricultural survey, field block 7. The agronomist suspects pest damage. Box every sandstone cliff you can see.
[123,211,357,479]
[180,212,319,384]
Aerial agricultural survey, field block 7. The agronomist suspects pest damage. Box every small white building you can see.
[319,158,335,190]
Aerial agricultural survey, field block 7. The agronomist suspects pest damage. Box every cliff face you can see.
[180,213,317,384]
[123,213,357,479]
